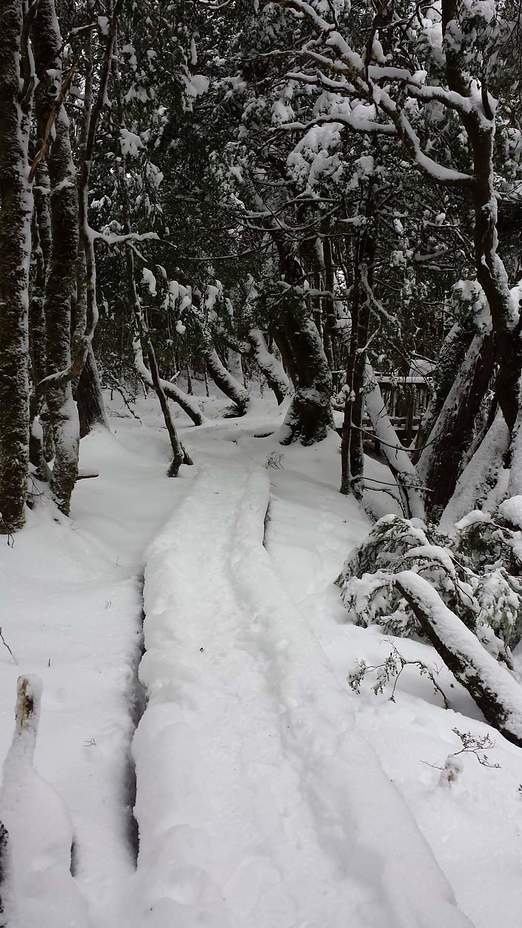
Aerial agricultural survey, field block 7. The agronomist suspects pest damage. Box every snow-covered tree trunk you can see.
[439,0,522,435]
[146,340,192,476]
[441,411,510,529]
[340,221,374,495]
[0,674,92,926]
[227,347,244,383]
[508,389,522,498]
[364,363,425,519]
[135,341,205,425]
[203,344,250,416]
[417,331,495,519]
[396,571,522,748]
[247,328,290,405]
[76,346,109,439]
[33,0,82,515]
[276,244,333,445]
[415,321,473,458]
[0,0,34,532]
[132,298,193,471]
[320,232,337,370]
[29,184,51,479]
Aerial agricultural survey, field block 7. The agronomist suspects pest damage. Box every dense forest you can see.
[1,0,520,520]
[1,0,522,925]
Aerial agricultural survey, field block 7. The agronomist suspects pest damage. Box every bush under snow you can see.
[337,511,522,658]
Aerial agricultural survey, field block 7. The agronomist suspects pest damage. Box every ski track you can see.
[132,448,474,928]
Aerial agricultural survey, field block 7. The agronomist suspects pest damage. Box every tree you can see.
[0,0,35,532]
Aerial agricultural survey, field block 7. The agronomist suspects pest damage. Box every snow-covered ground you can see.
[1,391,522,926]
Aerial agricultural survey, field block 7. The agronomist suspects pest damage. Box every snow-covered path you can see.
[132,444,474,928]
[3,406,519,928]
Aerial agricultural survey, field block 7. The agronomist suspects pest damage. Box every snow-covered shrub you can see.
[435,730,500,787]
[455,508,522,647]
[337,512,522,653]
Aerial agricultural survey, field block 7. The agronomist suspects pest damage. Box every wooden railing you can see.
[333,372,432,445]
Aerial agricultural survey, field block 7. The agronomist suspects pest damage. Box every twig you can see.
[0,627,17,665]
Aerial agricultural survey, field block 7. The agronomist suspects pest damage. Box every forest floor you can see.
[1,390,522,927]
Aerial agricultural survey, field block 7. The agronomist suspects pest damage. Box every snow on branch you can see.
[280,113,396,136]
[89,229,160,247]
[271,0,477,188]
[396,571,522,748]
[134,338,205,426]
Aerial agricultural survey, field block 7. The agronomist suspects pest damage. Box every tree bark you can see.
[340,268,368,494]
[415,321,473,458]
[276,243,333,445]
[29,184,51,479]
[418,331,495,519]
[76,346,109,438]
[146,340,192,476]
[247,328,290,404]
[33,0,81,515]
[0,0,33,532]
[340,200,375,495]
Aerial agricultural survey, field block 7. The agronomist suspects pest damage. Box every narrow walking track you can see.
[130,445,474,928]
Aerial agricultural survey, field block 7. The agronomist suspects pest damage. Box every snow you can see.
[441,412,510,531]
[0,676,93,927]
[142,267,157,296]
[0,412,193,926]
[396,571,522,742]
[183,73,209,99]
[2,394,522,926]
[499,495,522,529]
[132,432,471,928]
[119,129,143,159]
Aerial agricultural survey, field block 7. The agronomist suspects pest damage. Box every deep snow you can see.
[1,392,522,926]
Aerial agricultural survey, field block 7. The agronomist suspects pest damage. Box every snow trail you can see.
[133,450,474,928]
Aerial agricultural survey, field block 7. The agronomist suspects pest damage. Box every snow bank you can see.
[0,676,93,928]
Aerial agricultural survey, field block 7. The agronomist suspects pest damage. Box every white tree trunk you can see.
[364,362,425,519]
[248,328,290,404]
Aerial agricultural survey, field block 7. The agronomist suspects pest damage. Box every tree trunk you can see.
[340,209,374,495]
[276,244,333,445]
[0,0,33,532]
[397,571,522,748]
[134,340,205,425]
[29,185,51,479]
[340,274,367,495]
[321,232,337,370]
[441,0,522,435]
[146,340,192,476]
[203,345,250,416]
[247,328,290,405]
[364,363,425,519]
[418,331,495,520]
[76,346,109,438]
[33,0,81,516]
[441,411,510,529]
[415,320,474,458]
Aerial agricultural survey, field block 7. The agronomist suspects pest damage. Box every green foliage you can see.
[338,512,522,652]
